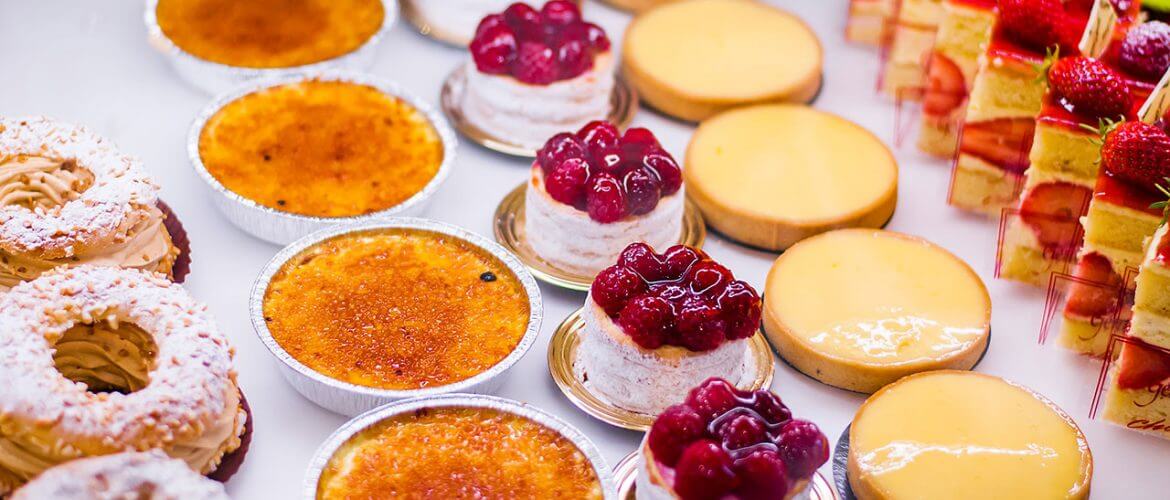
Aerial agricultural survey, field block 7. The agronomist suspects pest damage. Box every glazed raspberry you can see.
[619,295,674,349]
[540,0,580,25]
[674,440,738,500]
[618,242,666,281]
[733,449,791,500]
[1101,121,1170,190]
[776,419,830,479]
[749,390,792,425]
[624,168,662,215]
[514,41,559,84]
[469,25,517,74]
[597,243,757,351]
[586,172,627,223]
[1120,21,1170,81]
[719,281,762,340]
[591,265,647,316]
[1047,57,1131,120]
[545,158,589,206]
[999,0,1076,53]
[650,405,707,467]
[470,2,609,83]
[715,413,769,451]
[537,121,682,223]
[536,132,585,176]
[686,378,741,422]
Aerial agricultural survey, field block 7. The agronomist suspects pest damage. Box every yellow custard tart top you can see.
[263,228,530,390]
[317,406,603,499]
[155,0,385,68]
[199,79,443,218]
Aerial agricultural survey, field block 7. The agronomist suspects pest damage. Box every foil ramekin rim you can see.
[303,394,616,499]
[185,69,457,227]
[248,218,545,401]
[143,0,399,76]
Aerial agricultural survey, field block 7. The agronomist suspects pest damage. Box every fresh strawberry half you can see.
[1064,252,1124,319]
[1047,57,1131,120]
[1101,121,1170,190]
[923,53,967,117]
[959,118,1036,173]
[999,0,1082,54]
[1018,181,1091,257]
[1117,339,1170,390]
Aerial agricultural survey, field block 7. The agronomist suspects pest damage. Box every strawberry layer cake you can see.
[527,121,683,276]
[574,244,761,416]
[637,378,829,500]
[464,2,614,150]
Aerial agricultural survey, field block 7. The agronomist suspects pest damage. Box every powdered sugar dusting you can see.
[0,117,158,258]
[0,266,236,455]
[11,451,229,500]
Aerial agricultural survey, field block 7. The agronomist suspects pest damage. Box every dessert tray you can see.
[6,1,1170,499]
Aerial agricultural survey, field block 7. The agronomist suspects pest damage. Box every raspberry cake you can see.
[951,0,1139,215]
[881,0,945,100]
[575,244,761,416]
[1102,222,1170,438]
[849,371,1093,499]
[999,49,1155,285]
[527,121,684,277]
[637,378,830,500]
[463,1,614,150]
[916,0,996,157]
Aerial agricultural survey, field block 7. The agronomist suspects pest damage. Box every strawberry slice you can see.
[1064,252,1123,319]
[1018,181,1091,257]
[923,54,967,118]
[1117,339,1170,390]
[960,118,1036,174]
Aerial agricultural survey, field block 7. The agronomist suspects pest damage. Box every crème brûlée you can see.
[622,0,822,122]
[316,406,603,499]
[849,371,1093,500]
[199,79,444,218]
[155,0,385,68]
[764,229,990,393]
[685,105,897,251]
[263,228,530,390]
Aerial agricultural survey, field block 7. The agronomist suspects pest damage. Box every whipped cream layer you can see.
[463,54,615,151]
[411,0,517,44]
[574,297,749,416]
[525,165,683,277]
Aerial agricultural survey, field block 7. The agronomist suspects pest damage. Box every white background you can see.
[3,0,1168,498]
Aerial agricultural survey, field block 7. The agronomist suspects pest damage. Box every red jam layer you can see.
[1117,337,1170,390]
[1094,172,1164,216]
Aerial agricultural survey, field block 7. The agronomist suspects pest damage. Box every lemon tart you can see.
[685,105,897,251]
[621,0,822,121]
[765,229,990,393]
[849,371,1093,499]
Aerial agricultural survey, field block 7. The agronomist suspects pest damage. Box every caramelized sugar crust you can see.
[200,80,443,218]
[155,0,384,68]
[317,407,603,499]
[264,229,530,390]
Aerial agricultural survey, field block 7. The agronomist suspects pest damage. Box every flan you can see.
[916,0,996,157]
[262,227,530,390]
[622,0,822,122]
[199,79,444,218]
[316,406,603,498]
[1102,222,1170,438]
[155,0,385,68]
[685,105,897,251]
[880,0,945,100]
[764,229,991,393]
[848,371,1093,499]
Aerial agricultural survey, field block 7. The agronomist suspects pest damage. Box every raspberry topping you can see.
[470,2,609,84]
[1047,57,1131,120]
[1101,121,1170,190]
[998,0,1083,54]
[647,378,828,500]
[536,121,682,223]
[591,243,760,352]
[1120,21,1170,81]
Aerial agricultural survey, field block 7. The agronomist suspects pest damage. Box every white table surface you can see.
[3,0,1168,498]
